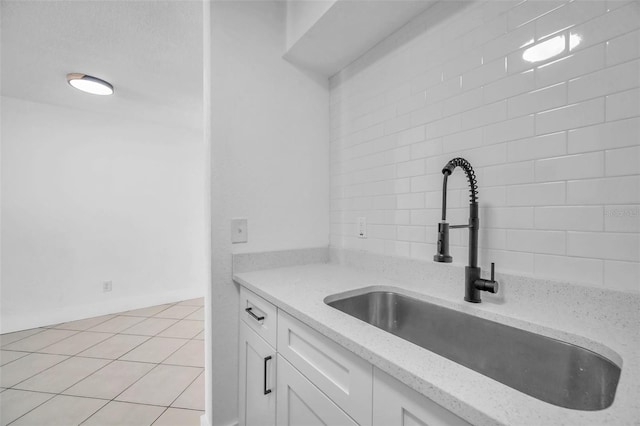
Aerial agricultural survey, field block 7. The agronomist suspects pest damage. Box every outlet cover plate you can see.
[231,218,248,244]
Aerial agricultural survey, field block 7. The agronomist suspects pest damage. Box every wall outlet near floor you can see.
[231,218,248,243]
[357,217,367,238]
[103,281,112,292]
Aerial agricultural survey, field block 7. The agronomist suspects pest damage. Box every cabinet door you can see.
[276,355,358,426]
[239,322,276,426]
[373,368,471,426]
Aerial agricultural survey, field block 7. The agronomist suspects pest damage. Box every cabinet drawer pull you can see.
[245,307,265,322]
[264,355,272,395]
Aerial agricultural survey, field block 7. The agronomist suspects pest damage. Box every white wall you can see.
[209,1,330,425]
[285,0,335,50]
[330,0,640,293]
[1,96,207,333]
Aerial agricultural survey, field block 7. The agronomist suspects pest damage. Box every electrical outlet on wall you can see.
[103,281,112,292]
[231,218,248,244]
[357,217,367,238]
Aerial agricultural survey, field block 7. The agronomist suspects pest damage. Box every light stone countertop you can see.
[233,259,640,426]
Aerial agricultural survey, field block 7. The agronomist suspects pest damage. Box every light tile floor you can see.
[0,298,204,426]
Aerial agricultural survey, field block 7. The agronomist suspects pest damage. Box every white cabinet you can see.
[238,285,469,426]
[238,321,276,426]
[276,354,358,426]
[372,368,471,426]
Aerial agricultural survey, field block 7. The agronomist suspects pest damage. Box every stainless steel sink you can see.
[325,290,621,411]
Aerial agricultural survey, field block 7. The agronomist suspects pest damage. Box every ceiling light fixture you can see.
[66,73,114,95]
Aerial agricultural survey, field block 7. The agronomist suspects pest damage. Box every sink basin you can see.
[325,289,621,411]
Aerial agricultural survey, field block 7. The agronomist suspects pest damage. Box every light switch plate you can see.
[231,218,248,243]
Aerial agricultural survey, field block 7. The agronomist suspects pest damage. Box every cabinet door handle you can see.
[263,355,272,395]
[245,307,265,322]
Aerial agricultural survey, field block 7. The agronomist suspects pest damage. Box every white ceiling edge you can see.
[283,0,437,77]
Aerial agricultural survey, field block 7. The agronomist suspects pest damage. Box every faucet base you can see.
[464,266,482,303]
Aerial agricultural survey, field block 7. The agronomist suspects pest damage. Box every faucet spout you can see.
[433,157,498,303]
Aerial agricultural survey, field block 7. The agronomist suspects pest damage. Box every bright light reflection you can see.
[569,33,582,51]
[523,35,565,63]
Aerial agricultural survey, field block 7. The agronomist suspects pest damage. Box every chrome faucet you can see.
[433,158,498,303]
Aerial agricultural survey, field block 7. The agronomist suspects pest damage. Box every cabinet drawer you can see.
[373,368,471,426]
[240,287,277,348]
[277,355,357,426]
[277,311,372,426]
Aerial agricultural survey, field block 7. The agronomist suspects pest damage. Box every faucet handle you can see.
[490,262,495,281]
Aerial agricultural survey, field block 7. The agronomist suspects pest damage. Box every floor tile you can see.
[0,350,29,366]
[0,389,55,426]
[50,314,115,331]
[193,330,204,340]
[157,320,203,339]
[10,395,107,426]
[163,340,204,367]
[177,297,204,307]
[82,401,164,426]
[78,334,150,359]
[120,337,188,363]
[153,408,203,426]
[0,353,68,388]
[185,307,204,321]
[64,360,154,400]
[14,356,110,393]
[172,371,204,410]
[2,329,78,352]
[39,331,114,356]
[123,304,173,317]
[116,365,202,406]
[88,316,145,333]
[121,318,178,336]
[0,328,44,347]
[153,305,200,320]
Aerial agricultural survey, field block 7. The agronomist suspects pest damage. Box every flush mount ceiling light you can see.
[66,73,114,95]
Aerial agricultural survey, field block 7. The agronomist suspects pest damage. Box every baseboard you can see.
[199,415,237,426]
[1,287,204,334]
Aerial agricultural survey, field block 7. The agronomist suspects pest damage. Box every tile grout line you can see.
[1,299,204,426]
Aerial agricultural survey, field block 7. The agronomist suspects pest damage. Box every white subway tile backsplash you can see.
[461,100,508,130]
[572,1,640,51]
[330,0,639,290]
[605,205,640,232]
[568,117,639,153]
[507,132,566,162]
[485,71,535,104]
[606,29,640,66]
[606,145,640,177]
[397,225,427,242]
[535,98,605,135]
[567,176,640,204]
[506,182,565,206]
[606,87,640,121]
[535,44,606,89]
[568,59,640,103]
[535,0,606,40]
[397,159,425,178]
[507,82,567,118]
[506,229,566,255]
[535,206,604,231]
[507,0,566,32]
[534,254,603,286]
[535,152,604,182]
[442,128,483,153]
[568,231,640,262]
[397,193,424,209]
[483,114,535,145]
[484,161,534,187]
[604,260,640,293]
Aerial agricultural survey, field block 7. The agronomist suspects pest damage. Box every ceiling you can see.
[1,0,203,130]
